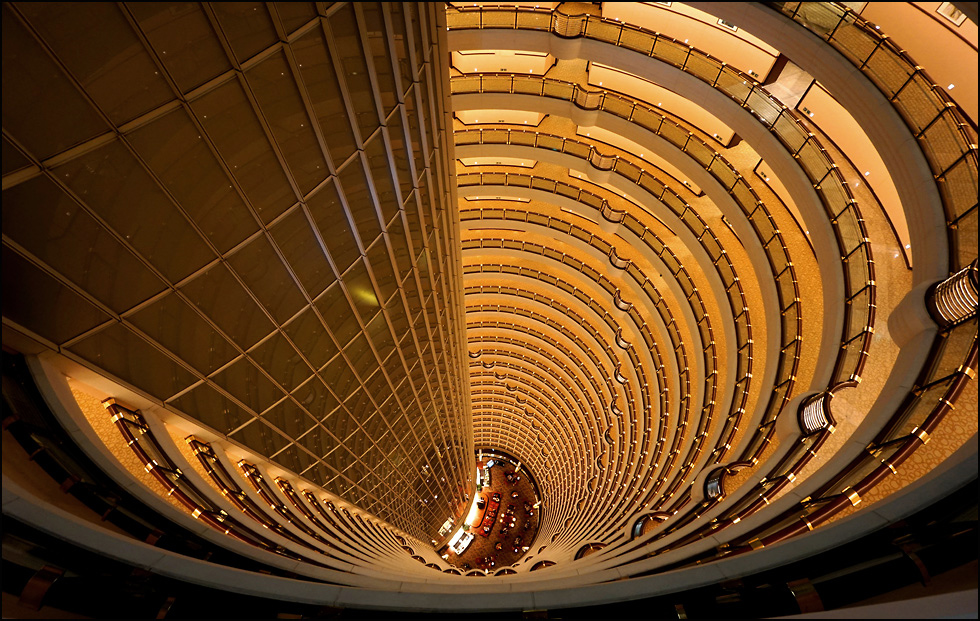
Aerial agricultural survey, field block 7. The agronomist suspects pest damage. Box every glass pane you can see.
[246,50,329,195]
[329,3,379,139]
[190,79,295,224]
[210,3,278,65]
[70,322,198,401]
[314,281,362,347]
[232,418,290,459]
[128,2,231,94]
[127,107,257,253]
[128,291,239,375]
[210,355,285,414]
[952,207,977,270]
[250,331,313,392]
[180,262,274,350]
[283,306,338,370]
[2,4,110,158]
[262,398,318,439]
[938,156,979,222]
[1,246,110,344]
[227,233,307,324]
[55,140,215,283]
[19,2,175,125]
[270,208,336,299]
[339,157,383,246]
[2,176,166,313]
[863,43,914,98]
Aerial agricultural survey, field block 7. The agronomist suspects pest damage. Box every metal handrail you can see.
[446,1,977,575]
[770,2,978,272]
[445,5,890,561]
[457,171,743,504]
[446,13,874,387]
[455,134,758,474]
[447,3,884,521]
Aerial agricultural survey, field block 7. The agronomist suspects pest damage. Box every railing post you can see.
[915,105,952,140]
[890,66,923,102]
[794,134,812,157]
[936,145,977,180]
[825,8,847,41]
[859,35,889,71]
[742,83,755,107]
[773,107,787,130]
[713,63,726,87]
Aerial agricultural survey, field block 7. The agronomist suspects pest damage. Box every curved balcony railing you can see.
[457,161,799,501]
[451,76,821,471]
[461,236,677,504]
[465,289,642,528]
[448,6,875,436]
[103,401,309,562]
[691,378,852,545]
[627,2,979,567]
[928,260,979,327]
[447,4,976,569]
[632,323,975,566]
[455,127,794,522]
[458,173,731,505]
[187,438,333,561]
[467,298,615,457]
[455,132,763,470]
[695,0,980,565]
[469,335,604,467]
[725,318,976,552]
[769,2,979,272]
[0,354,348,583]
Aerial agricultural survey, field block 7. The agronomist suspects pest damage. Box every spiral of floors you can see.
[446,0,976,593]
[2,1,977,613]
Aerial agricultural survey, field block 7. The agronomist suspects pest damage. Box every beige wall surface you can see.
[913,1,979,46]
[798,82,910,263]
[602,2,779,80]
[754,158,807,238]
[457,109,546,125]
[453,50,555,74]
[861,2,978,123]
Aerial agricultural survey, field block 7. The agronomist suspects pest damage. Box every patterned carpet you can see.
[445,456,540,572]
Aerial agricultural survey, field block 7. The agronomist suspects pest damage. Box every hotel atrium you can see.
[2,1,977,617]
